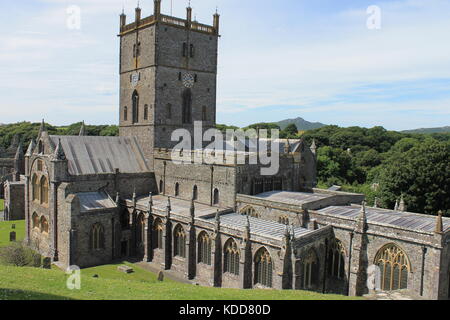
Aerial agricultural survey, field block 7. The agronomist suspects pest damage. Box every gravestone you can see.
[117,265,134,273]
[157,270,164,282]
[9,231,16,242]
[92,274,99,278]
[33,255,42,267]
[42,257,51,269]
[11,224,15,229]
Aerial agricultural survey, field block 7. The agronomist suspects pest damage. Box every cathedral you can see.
[10,1,450,299]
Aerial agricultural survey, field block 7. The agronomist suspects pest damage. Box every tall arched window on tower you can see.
[40,216,49,234]
[175,183,180,197]
[124,106,128,121]
[40,176,49,205]
[173,224,186,258]
[224,238,240,276]
[182,89,192,124]
[375,243,411,291]
[132,90,139,123]
[254,247,273,287]
[32,174,39,202]
[32,212,39,229]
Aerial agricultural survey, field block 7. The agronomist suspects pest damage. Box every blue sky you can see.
[0,0,449,130]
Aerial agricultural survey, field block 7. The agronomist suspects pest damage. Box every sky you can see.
[0,0,449,130]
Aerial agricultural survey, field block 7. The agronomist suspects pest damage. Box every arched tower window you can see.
[144,104,149,120]
[328,239,346,279]
[32,174,39,202]
[254,247,273,287]
[182,89,192,124]
[198,232,211,265]
[193,185,198,200]
[152,218,164,250]
[175,183,180,197]
[32,212,39,229]
[213,188,219,205]
[173,224,186,258]
[375,244,411,291]
[124,106,128,121]
[40,216,49,234]
[224,238,240,276]
[40,176,49,205]
[90,223,105,250]
[132,90,139,124]
[302,249,319,289]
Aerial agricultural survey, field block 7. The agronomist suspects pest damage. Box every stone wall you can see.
[3,181,25,220]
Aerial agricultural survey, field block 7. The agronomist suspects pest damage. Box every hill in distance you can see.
[402,126,450,134]
[276,117,326,131]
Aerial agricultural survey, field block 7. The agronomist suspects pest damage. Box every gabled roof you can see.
[317,205,450,233]
[49,135,149,176]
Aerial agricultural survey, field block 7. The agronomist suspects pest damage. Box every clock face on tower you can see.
[182,73,195,88]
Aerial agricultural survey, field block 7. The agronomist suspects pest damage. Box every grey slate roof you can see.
[253,191,331,206]
[203,213,313,240]
[77,192,117,213]
[317,205,450,233]
[50,136,149,176]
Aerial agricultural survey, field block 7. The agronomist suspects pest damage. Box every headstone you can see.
[117,265,134,274]
[9,231,16,242]
[33,255,42,267]
[157,270,164,282]
[42,257,51,269]
[92,274,99,278]
[11,224,15,229]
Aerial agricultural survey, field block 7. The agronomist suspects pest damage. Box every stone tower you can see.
[118,0,220,168]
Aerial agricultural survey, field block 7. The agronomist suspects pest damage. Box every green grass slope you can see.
[0,220,24,247]
[0,263,357,300]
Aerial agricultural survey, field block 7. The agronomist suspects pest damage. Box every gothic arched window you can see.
[32,212,39,229]
[173,224,186,258]
[240,206,259,218]
[40,176,49,205]
[375,244,411,291]
[328,239,346,279]
[159,180,164,194]
[213,188,219,205]
[254,247,273,287]
[132,90,139,124]
[40,216,49,234]
[302,249,319,290]
[193,185,198,201]
[175,183,180,197]
[32,174,39,202]
[152,218,164,250]
[182,89,192,124]
[224,238,240,276]
[198,231,211,265]
[90,223,105,250]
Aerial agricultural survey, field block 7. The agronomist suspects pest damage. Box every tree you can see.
[377,139,450,215]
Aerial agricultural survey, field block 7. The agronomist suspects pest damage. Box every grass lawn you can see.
[0,199,4,211]
[0,263,359,300]
[0,219,25,247]
[0,220,360,300]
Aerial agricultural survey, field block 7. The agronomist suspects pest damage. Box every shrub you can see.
[0,243,42,267]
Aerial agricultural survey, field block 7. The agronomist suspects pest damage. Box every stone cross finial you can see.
[435,210,444,234]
